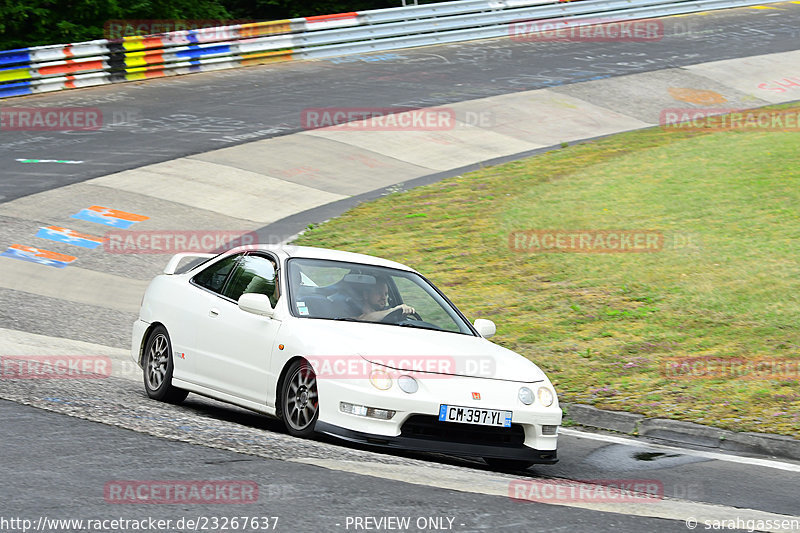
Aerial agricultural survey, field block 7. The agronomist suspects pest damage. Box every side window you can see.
[192,255,240,294]
[222,255,279,307]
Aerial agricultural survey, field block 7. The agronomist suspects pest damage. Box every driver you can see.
[358,279,415,322]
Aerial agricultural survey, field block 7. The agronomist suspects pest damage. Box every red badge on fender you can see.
[472,392,481,400]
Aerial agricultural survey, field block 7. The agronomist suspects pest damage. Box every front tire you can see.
[280,359,319,438]
[142,326,188,404]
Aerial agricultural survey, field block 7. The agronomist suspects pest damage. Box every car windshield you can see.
[286,258,474,335]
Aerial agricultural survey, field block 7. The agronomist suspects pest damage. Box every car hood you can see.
[287,319,546,383]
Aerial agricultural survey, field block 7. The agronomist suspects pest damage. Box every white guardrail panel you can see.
[0,0,787,99]
[298,0,789,59]
[291,0,703,48]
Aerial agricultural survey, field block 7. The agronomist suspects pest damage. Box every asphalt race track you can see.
[1,3,800,532]
[1,5,799,202]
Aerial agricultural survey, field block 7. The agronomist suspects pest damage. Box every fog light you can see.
[537,386,554,407]
[339,402,395,420]
[340,402,367,416]
[369,370,392,390]
[398,375,418,394]
[366,408,395,420]
[542,425,558,435]
[518,387,534,405]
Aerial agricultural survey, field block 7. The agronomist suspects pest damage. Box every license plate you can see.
[438,404,512,427]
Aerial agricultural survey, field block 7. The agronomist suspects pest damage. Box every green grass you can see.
[294,109,800,437]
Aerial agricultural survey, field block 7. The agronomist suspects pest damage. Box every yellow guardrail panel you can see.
[0,68,32,82]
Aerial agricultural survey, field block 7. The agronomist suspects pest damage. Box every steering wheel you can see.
[381,307,405,323]
[381,308,423,324]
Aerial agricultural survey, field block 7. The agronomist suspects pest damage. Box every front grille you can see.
[400,415,526,447]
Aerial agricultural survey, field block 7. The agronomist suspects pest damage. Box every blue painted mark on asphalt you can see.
[35,226,105,249]
[0,245,76,268]
[70,206,148,229]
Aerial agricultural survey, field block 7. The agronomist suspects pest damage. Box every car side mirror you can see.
[474,319,496,338]
[238,293,274,318]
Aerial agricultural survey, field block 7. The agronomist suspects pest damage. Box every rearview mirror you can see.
[474,319,496,338]
[238,293,274,318]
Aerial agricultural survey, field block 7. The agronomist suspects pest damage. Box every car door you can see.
[193,253,282,405]
[174,252,241,385]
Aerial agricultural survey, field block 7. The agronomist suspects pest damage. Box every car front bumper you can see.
[314,373,561,463]
[315,420,558,463]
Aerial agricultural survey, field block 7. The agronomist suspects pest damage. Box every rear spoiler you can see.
[163,253,215,275]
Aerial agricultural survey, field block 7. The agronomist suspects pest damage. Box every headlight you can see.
[369,370,392,390]
[518,387,534,405]
[398,375,418,394]
[537,386,554,407]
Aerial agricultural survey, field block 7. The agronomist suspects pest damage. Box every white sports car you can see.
[131,245,561,468]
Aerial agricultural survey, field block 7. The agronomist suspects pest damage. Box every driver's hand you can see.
[396,304,415,315]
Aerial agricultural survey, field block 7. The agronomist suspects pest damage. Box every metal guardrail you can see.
[0,0,785,99]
